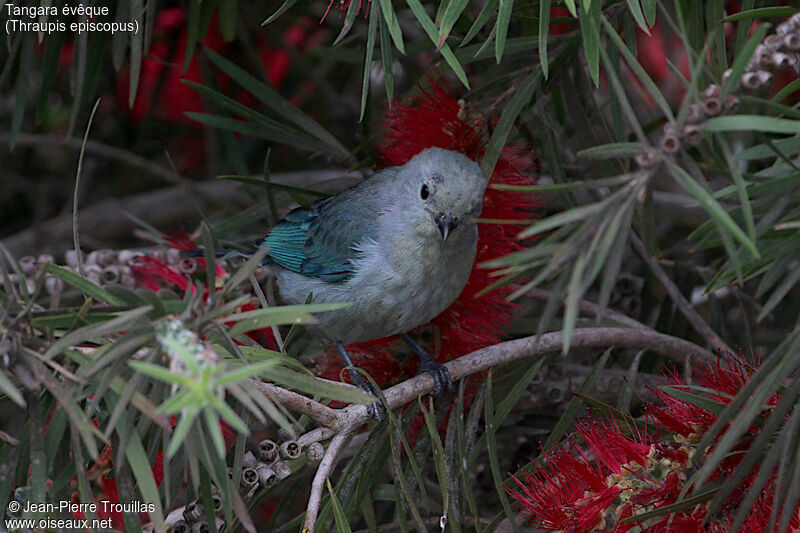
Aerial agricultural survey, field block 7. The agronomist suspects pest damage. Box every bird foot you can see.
[347,368,382,421]
[417,358,454,397]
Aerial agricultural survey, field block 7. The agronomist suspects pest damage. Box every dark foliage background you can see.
[2,0,800,532]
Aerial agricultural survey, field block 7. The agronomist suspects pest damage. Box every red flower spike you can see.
[576,418,653,476]
[319,77,538,391]
[507,448,618,532]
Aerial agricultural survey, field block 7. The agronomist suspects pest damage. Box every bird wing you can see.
[258,168,395,282]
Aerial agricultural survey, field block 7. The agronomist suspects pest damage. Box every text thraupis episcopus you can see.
[190,147,488,416]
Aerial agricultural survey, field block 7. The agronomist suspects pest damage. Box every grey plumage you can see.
[265,147,487,344]
[187,147,487,405]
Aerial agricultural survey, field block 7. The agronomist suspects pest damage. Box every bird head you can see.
[397,147,487,242]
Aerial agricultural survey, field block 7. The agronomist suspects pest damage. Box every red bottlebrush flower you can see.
[576,418,653,476]
[507,446,617,532]
[318,77,538,389]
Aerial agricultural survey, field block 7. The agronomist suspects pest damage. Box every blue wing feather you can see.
[257,167,395,282]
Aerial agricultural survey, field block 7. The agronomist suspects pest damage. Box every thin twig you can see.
[525,288,649,330]
[304,430,351,532]
[254,381,341,429]
[631,233,730,354]
[0,132,181,184]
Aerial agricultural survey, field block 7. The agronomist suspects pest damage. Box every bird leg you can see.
[399,333,454,397]
[334,341,381,420]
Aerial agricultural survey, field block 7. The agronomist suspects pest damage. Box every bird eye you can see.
[420,184,429,200]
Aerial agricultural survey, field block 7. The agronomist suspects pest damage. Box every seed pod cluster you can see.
[724,13,800,91]
[3,247,206,301]
[167,488,226,533]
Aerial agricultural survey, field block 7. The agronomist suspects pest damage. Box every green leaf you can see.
[406,0,470,88]
[481,71,540,178]
[669,164,760,258]
[622,489,718,523]
[0,371,25,407]
[219,0,237,41]
[45,306,153,360]
[658,386,728,415]
[186,112,329,155]
[702,115,800,134]
[225,303,348,336]
[10,34,32,149]
[359,1,379,121]
[203,48,349,158]
[484,372,519,529]
[460,0,499,46]
[328,479,353,533]
[167,407,199,458]
[493,175,632,193]
[580,4,601,87]
[269,366,375,405]
[757,267,800,322]
[333,0,361,45]
[773,78,800,103]
[735,135,800,160]
[379,0,405,53]
[216,174,330,197]
[215,360,279,386]
[539,0,551,78]
[379,11,395,103]
[723,6,798,22]
[438,0,470,50]
[46,264,127,305]
[495,0,514,63]
[121,425,166,530]
[601,15,673,119]
[719,137,755,240]
[263,0,298,25]
[518,195,610,238]
[721,24,768,98]
[577,142,648,159]
[626,0,650,33]
[129,362,197,388]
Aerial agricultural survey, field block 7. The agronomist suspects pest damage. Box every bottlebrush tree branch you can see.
[295,326,715,531]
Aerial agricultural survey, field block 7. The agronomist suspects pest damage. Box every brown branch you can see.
[254,381,341,429]
[2,171,360,257]
[631,234,730,355]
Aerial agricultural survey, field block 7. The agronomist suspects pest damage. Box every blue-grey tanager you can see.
[193,147,487,410]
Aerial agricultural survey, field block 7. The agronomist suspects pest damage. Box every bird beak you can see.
[435,214,457,241]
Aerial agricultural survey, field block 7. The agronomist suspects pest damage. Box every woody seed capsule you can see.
[255,463,277,488]
[19,256,36,276]
[241,467,259,488]
[259,439,278,463]
[784,32,800,51]
[681,125,703,146]
[273,461,291,481]
[702,97,721,117]
[280,440,301,460]
[306,441,324,462]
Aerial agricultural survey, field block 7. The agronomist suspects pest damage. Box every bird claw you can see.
[348,368,383,421]
[417,359,454,397]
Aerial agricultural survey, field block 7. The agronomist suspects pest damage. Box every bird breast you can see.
[276,225,478,344]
